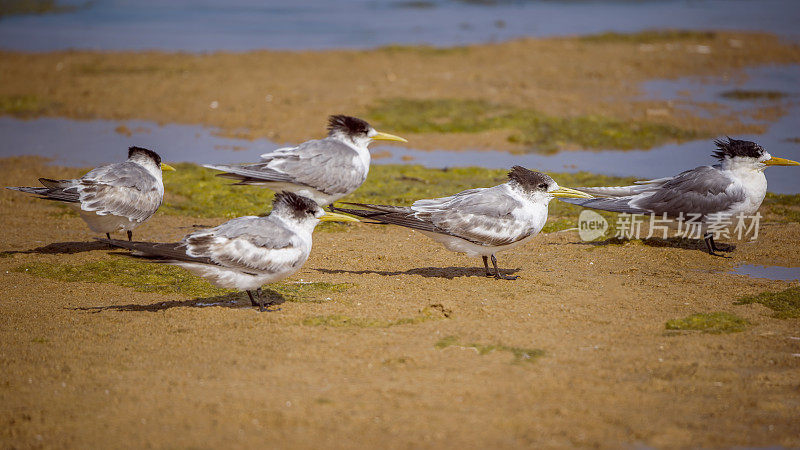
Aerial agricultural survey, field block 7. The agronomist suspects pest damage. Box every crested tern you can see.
[7,146,175,241]
[559,138,799,255]
[204,115,407,206]
[99,191,358,311]
[332,166,591,280]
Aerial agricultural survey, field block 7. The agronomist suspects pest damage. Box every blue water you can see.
[731,265,800,281]
[0,0,799,52]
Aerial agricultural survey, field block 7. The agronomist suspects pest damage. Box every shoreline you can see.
[1,30,799,153]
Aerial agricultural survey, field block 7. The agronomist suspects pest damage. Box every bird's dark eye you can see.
[307,209,316,214]
[538,183,548,189]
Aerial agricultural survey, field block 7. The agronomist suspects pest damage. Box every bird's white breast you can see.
[724,161,768,216]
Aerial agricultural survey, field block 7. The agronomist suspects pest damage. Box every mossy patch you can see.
[665,312,750,334]
[434,335,544,363]
[12,257,352,301]
[0,94,50,117]
[366,98,698,153]
[161,162,275,219]
[302,304,451,328]
[762,193,800,223]
[579,30,716,44]
[735,288,800,319]
[719,90,788,101]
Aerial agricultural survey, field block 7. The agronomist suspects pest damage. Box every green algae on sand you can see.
[665,312,750,334]
[367,98,699,153]
[735,287,800,319]
[434,335,544,363]
[12,257,352,302]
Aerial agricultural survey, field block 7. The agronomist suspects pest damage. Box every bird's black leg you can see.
[127,230,133,241]
[491,254,518,280]
[256,287,267,312]
[703,233,728,257]
[482,256,492,277]
[246,290,260,308]
[106,233,111,240]
[709,234,735,253]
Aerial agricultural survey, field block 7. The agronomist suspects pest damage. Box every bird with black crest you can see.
[204,115,407,206]
[332,166,592,279]
[99,191,358,311]
[7,146,175,241]
[559,137,799,255]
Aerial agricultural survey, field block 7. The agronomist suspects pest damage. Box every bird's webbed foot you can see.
[490,255,518,280]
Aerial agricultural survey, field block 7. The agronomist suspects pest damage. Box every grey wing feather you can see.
[182,216,304,273]
[340,186,536,246]
[558,197,650,214]
[567,165,743,217]
[78,162,163,221]
[205,138,366,195]
[332,205,439,233]
[98,238,214,265]
[6,177,81,203]
[414,186,533,246]
[203,164,294,184]
[632,166,743,216]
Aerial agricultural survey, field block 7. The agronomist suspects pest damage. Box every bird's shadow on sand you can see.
[71,290,286,313]
[574,237,736,253]
[315,266,520,279]
[4,240,114,255]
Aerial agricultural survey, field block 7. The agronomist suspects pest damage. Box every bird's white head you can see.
[507,166,592,204]
[128,146,175,174]
[713,137,799,172]
[272,191,358,229]
[327,115,407,149]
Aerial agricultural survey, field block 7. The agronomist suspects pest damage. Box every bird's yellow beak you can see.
[320,212,360,222]
[551,187,593,199]
[371,131,408,143]
[161,163,176,171]
[764,156,800,166]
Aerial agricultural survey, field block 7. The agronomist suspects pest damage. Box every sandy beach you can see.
[1,156,799,447]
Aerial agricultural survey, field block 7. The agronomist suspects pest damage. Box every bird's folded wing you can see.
[79,162,162,221]
[631,166,744,216]
[340,186,537,247]
[564,166,745,216]
[183,216,305,273]
[416,189,533,246]
[206,139,366,195]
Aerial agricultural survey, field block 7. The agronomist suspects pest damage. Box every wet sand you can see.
[1,158,798,448]
[1,31,799,152]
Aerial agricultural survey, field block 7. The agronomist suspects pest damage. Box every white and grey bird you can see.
[7,146,176,241]
[332,166,592,279]
[559,137,799,255]
[203,115,407,206]
[100,192,358,311]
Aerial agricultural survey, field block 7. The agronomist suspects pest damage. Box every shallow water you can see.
[731,264,800,281]
[2,64,798,193]
[2,113,797,194]
[0,0,799,52]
